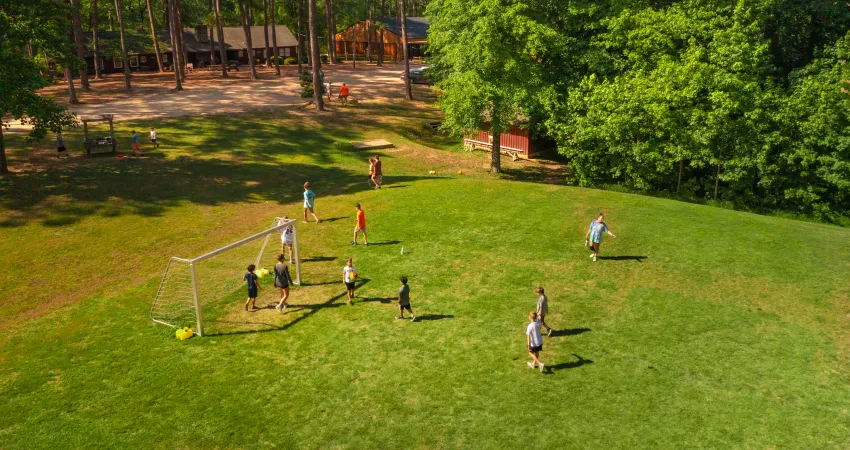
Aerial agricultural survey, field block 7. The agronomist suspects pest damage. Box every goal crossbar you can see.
[151,218,301,337]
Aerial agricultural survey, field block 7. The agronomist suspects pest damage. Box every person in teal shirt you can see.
[585,213,616,262]
[302,181,320,223]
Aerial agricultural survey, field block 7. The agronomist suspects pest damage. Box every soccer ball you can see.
[429,170,436,174]
[351,272,358,280]
[458,170,463,175]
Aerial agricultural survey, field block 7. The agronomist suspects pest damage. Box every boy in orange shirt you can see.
[339,83,350,105]
[351,203,368,246]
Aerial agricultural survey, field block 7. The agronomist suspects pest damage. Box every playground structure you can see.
[82,115,117,155]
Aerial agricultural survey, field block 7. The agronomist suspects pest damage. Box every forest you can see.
[428,0,850,220]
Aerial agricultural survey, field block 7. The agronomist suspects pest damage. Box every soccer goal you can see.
[150,218,301,336]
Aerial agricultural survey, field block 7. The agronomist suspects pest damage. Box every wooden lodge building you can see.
[82,25,298,74]
[334,17,430,61]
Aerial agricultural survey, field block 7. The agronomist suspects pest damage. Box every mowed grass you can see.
[1,101,850,448]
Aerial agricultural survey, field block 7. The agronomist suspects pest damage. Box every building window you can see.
[113,56,123,69]
[130,55,139,67]
[284,47,291,57]
[140,55,147,63]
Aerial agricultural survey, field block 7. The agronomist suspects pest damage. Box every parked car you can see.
[401,66,431,85]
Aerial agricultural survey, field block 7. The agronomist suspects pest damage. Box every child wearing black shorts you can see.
[343,258,357,305]
[396,276,415,321]
[243,264,261,311]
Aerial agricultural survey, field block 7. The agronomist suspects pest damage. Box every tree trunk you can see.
[239,0,258,80]
[145,0,165,72]
[114,0,132,92]
[248,0,254,26]
[92,0,103,78]
[263,0,271,66]
[307,0,324,110]
[270,0,281,74]
[109,5,114,31]
[214,0,228,76]
[305,9,312,67]
[352,25,356,68]
[175,0,186,81]
[167,0,183,90]
[297,0,304,72]
[367,8,373,63]
[0,125,8,175]
[69,0,91,91]
[209,21,216,65]
[491,131,501,173]
[400,0,411,100]
[65,66,79,103]
[677,159,683,193]
[714,163,721,200]
[377,0,384,66]
[325,0,335,64]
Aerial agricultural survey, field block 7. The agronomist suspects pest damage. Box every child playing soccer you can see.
[526,311,544,372]
[536,287,553,336]
[396,276,415,321]
[343,258,357,305]
[243,264,261,311]
[303,182,320,223]
[279,216,294,263]
[585,213,617,262]
[273,254,291,313]
[132,130,141,155]
[351,203,368,246]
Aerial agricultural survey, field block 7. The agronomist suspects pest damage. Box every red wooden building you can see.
[463,122,534,159]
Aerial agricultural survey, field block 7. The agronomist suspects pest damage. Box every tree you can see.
[214,0,228,76]
[325,0,336,64]
[399,0,411,99]
[1,0,77,174]
[91,0,103,79]
[114,0,132,92]
[167,0,183,89]
[376,0,385,66]
[145,0,165,72]
[428,0,552,173]
[307,0,324,110]
[297,0,304,72]
[174,0,187,82]
[69,0,91,91]
[263,0,271,65]
[239,0,259,80]
[270,0,281,74]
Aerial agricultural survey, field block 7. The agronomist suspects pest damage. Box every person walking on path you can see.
[351,203,368,246]
[536,287,553,336]
[343,258,358,305]
[585,213,616,262]
[273,254,292,313]
[303,182,320,223]
[279,216,295,264]
[371,156,383,189]
[526,311,545,372]
[396,276,415,321]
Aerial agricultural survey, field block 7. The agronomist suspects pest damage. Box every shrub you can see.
[283,57,297,65]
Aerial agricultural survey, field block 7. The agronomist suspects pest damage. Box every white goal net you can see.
[150,218,301,336]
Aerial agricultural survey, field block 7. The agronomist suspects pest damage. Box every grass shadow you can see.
[301,256,338,263]
[368,240,402,246]
[412,314,454,321]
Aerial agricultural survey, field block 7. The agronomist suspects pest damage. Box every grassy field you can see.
[1,100,849,449]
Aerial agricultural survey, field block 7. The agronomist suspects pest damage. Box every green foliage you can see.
[283,56,297,64]
[299,69,324,98]
[0,0,78,174]
[428,0,850,217]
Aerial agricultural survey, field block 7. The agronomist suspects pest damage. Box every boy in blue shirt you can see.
[243,264,261,311]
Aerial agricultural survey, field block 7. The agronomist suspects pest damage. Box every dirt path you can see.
[7,63,423,131]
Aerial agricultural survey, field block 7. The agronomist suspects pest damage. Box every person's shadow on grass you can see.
[597,255,648,262]
[549,327,591,337]
[545,354,594,373]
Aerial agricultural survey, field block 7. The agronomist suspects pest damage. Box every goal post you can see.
[150,218,301,336]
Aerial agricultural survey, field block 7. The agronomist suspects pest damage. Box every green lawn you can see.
[1,101,849,448]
